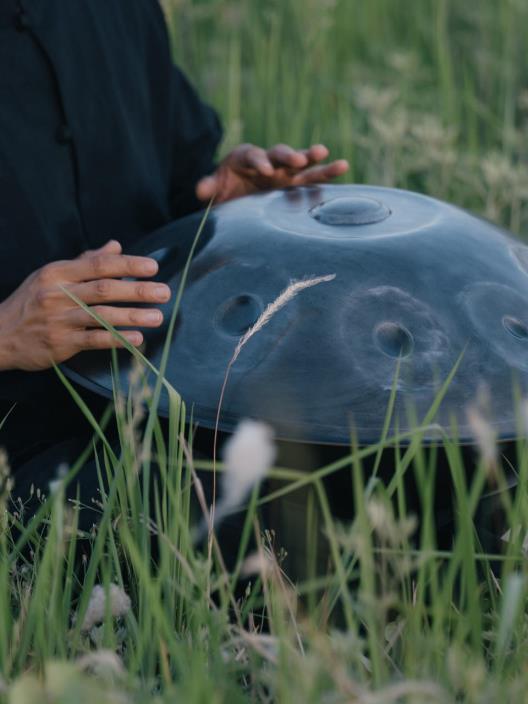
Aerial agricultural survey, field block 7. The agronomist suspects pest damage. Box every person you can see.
[0,0,348,495]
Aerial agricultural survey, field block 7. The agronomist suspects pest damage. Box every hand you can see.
[0,240,172,372]
[195,143,349,204]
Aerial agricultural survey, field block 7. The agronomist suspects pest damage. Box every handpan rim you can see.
[61,361,521,447]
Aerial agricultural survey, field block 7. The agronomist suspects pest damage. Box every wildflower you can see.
[81,584,131,632]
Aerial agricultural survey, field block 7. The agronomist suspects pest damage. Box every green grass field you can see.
[2,1,528,702]
[166,0,528,235]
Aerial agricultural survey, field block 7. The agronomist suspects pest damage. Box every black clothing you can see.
[0,0,222,465]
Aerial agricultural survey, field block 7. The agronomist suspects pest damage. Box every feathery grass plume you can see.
[213,274,336,502]
[80,584,131,632]
[230,274,336,368]
[209,273,336,542]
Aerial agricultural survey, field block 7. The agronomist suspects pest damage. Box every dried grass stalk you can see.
[210,273,336,538]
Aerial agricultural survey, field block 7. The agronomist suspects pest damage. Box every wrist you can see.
[0,306,16,372]
[0,344,15,372]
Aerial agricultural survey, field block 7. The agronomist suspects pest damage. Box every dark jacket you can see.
[0,0,223,462]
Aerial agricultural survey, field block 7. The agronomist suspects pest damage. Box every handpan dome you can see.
[64,185,528,444]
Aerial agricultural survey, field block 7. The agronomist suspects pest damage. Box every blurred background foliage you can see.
[162,0,528,234]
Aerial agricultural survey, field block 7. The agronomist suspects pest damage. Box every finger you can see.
[302,144,331,165]
[267,144,308,169]
[196,174,219,201]
[291,159,350,185]
[78,240,122,260]
[240,146,274,176]
[73,329,144,352]
[69,305,164,329]
[70,279,171,305]
[52,253,160,283]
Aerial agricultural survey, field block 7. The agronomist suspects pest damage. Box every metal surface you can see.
[64,185,528,444]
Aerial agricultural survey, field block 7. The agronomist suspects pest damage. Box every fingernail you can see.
[127,332,143,345]
[257,160,273,173]
[144,310,162,323]
[155,285,171,299]
[143,259,158,274]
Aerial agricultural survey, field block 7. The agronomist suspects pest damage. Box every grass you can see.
[164,0,528,236]
[2,0,528,701]
[3,370,528,703]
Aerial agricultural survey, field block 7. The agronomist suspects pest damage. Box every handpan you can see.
[64,185,528,444]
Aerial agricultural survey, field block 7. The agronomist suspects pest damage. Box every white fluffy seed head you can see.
[81,584,131,632]
[466,404,498,470]
[220,419,277,511]
[48,463,69,497]
[240,550,274,578]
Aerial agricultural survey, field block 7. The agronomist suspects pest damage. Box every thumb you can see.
[195,174,219,201]
[78,239,122,259]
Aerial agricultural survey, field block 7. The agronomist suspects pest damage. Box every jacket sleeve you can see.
[144,1,223,219]
[167,64,224,219]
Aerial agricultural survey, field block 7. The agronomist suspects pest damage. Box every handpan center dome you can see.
[265,185,439,241]
[64,184,528,445]
[310,196,391,227]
